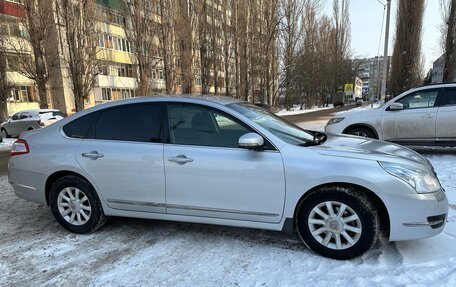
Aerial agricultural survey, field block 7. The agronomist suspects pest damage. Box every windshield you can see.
[228,103,316,145]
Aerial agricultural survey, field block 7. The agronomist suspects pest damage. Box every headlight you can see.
[327,117,344,125]
[379,162,441,193]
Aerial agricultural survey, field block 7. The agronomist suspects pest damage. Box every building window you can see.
[9,86,30,103]
[102,88,112,101]
[152,69,157,79]
[159,70,164,80]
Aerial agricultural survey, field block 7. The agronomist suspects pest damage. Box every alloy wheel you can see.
[57,187,92,226]
[308,201,362,250]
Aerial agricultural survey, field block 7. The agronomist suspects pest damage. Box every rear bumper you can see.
[388,189,448,241]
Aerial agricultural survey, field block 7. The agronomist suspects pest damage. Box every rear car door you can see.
[435,88,456,144]
[75,103,166,213]
[381,89,438,143]
[163,103,285,223]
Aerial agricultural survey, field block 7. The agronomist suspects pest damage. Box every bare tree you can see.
[390,0,425,95]
[124,0,159,96]
[158,0,178,94]
[443,0,456,82]
[4,0,58,109]
[0,40,11,122]
[57,0,100,111]
[279,0,304,109]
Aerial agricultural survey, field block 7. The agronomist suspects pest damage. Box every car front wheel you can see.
[346,127,376,139]
[297,186,379,260]
[49,175,106,233]
[1,128,10,138]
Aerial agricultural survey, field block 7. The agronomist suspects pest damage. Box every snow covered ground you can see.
[0,138,15,152]
[1,114,456,286]
[276,104,334,116]
[1,154,456,286]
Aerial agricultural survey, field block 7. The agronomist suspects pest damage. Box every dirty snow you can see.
[1,113,456,286]
[1,152,456,286]
[0,138,15,152]
[276,104,334,116]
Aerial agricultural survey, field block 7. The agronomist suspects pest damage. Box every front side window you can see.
[11,113,20,120]
[166,104,251,148]
[94,104,162,143]
[228,103,315,146]
[395,90,438,110]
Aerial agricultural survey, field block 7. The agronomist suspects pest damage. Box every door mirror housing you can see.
[389,102,403,110]
[238,133,264,149]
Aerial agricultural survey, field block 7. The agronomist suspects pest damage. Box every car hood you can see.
[310,133,428,168]
[333,107,382,118]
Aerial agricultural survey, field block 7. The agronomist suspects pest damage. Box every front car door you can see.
[381,89,438,143]
[163,103,285,223]
[76,103,166,213]
[435,88,456,144]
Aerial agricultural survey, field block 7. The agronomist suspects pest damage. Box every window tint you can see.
[396,91,438,109]
[436,89,456,107]
[11,113,19,120]
[19,113,29,119]
[167,104,251,148]
[94,104,162,142]
[63,112,99,139]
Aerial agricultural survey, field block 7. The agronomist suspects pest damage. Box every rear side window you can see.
[94,104,162,143]
[63,112,98,139]
[436,89,456,107]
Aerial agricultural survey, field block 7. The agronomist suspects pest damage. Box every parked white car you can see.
[325,83,456,146]
[1,109,65,138]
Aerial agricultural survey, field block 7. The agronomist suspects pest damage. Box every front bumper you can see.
[388,189,448,241]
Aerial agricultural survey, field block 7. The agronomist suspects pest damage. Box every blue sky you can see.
[323,0,442,70]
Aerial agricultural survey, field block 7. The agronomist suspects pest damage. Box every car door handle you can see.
[168,155,193,165]
[422,114,433,119]
[82,151,104,159]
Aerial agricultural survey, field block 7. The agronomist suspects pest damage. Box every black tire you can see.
[296,185,379,260]
[49,175,106,234]
[1,128,10,138]
[345,127,376,139]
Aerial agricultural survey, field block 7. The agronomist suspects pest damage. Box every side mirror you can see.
[238,133,264,149]
[389,102,403,110]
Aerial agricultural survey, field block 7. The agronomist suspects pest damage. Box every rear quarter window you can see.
[63,112,99,139]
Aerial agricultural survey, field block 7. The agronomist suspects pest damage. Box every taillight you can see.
[38,121,45,126]
[10,139,29,156]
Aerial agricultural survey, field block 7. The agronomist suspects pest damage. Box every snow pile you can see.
[276,104,334,116]
[0,138,15,152]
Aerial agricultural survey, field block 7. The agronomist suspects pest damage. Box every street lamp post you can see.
[380,0,391,101]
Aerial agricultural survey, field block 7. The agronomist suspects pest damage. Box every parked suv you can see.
[1,109,65,138]
[9,96,448,259]
[325,83,456,146]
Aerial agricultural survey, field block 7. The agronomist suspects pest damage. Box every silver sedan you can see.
[8,96,448,260]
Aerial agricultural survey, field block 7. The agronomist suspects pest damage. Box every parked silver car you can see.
[326,83,456,146]
[9,96,448,259]
[1,109,65,138]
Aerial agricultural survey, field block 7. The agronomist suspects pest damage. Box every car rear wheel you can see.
[296,186,379,260]
[345,127,376,139]
[49,175,106,233]
[1,128,10,138]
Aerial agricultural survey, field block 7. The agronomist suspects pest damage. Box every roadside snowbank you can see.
[276,104,334,116]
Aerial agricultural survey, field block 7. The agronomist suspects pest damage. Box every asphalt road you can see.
[280,104,357,123]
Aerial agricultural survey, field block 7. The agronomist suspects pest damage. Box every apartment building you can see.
[0,0,40,115]
[1,0,272,115]
[354,56,391,100]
